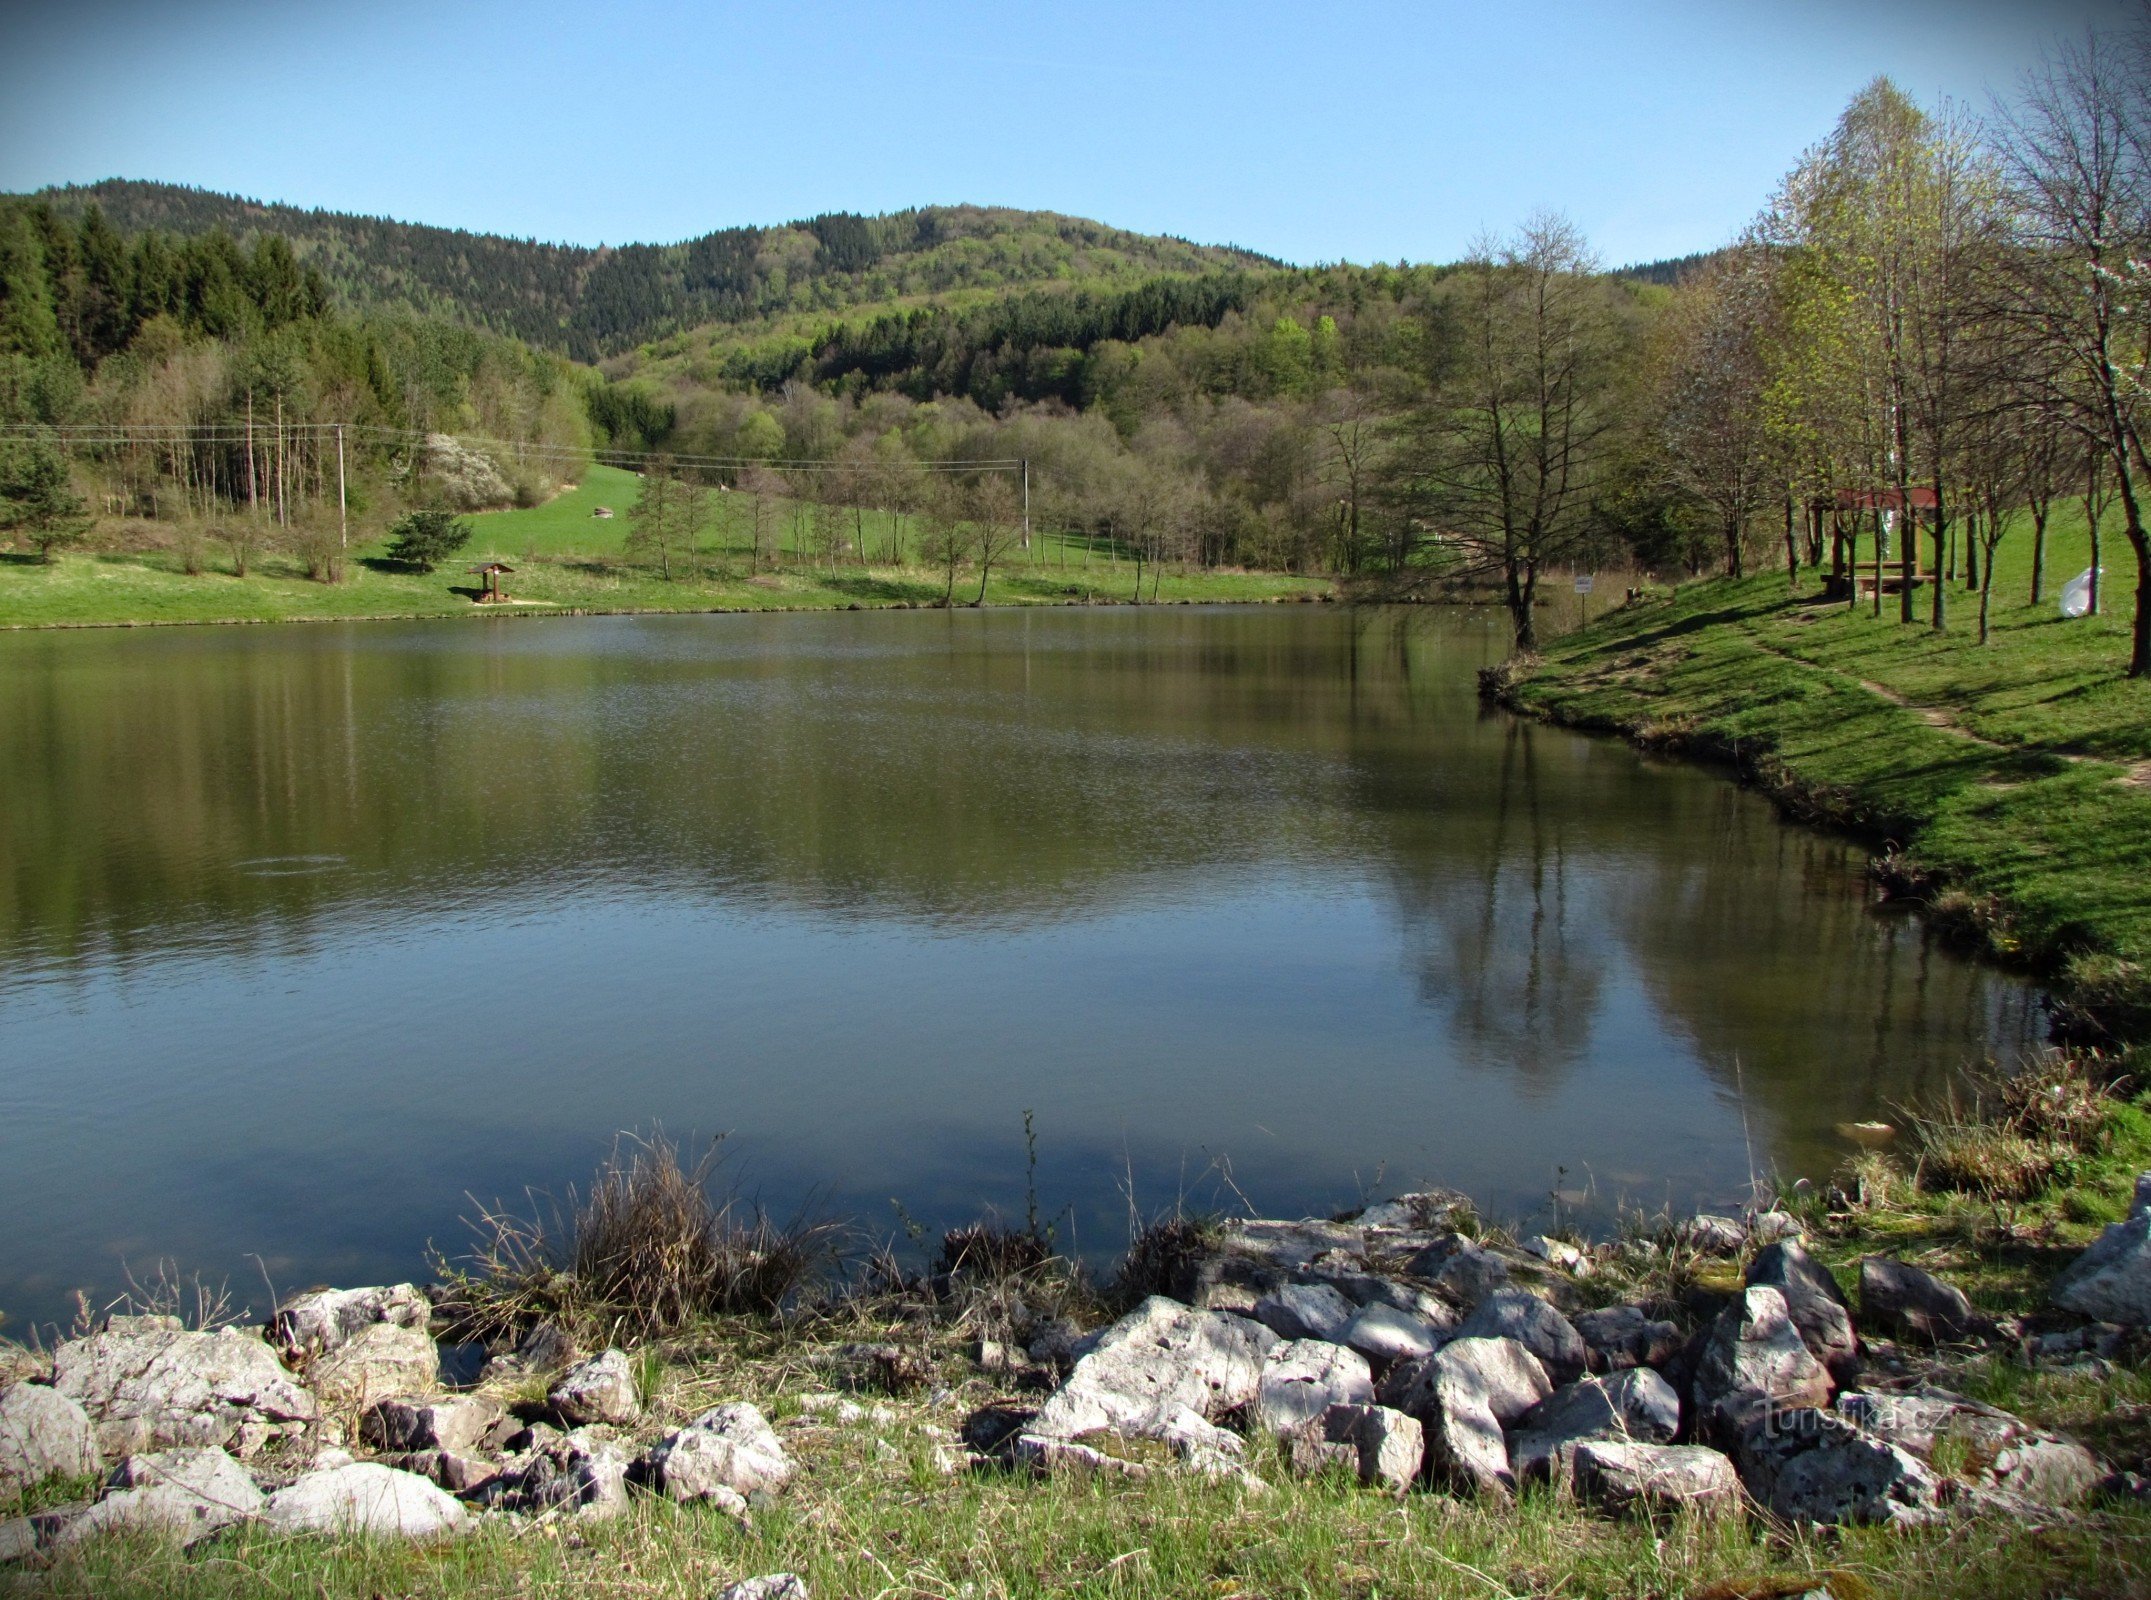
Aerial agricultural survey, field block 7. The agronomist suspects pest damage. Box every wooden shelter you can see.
[469,561,515,603]
[1815,487,1935,602]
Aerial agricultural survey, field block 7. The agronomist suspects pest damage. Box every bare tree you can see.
[967,475,1022,605]
[1655,243,1780,579]
[1389,213,1617,652]
[1992,30,2151,673]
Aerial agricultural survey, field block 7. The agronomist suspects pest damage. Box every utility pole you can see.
[336,424,348,550]
[1021,459,1031,551]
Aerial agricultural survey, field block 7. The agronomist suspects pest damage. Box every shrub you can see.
[1112,1214,1222,1307]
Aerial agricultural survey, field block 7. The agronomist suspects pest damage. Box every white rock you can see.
[1693,1286,1833,1447]
[1283,1402,1424,1492]
[1252,1340,1374,1434]
[1026,1297,1275,1443]
[1835,1390,2099,1507]
[54,1446,263,1547]
[1747,1240,1858,1379]
[268,1285,430,1359]
[1561,1439,1742,1515]
[1509,1369,1681,1482]
[0,1383,101,1490]
[50,1326,315,1458]
[264,1461,467,1539]
[1734,1406,1943,1527]
[548,1349,640,1427]
[1454,1289,1587,1385]
[2049,1177,2151,1326]
[1251,1282,1356,1343]
[361,1393,505,1455]
[636,1402,793,1502]
[1340,1302,1445,1366]
[718,1577,808,1600]
[1385,1336,1550,1499]
[309,1322,439,1410]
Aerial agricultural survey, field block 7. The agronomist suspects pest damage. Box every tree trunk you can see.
[2030,504,2048,605]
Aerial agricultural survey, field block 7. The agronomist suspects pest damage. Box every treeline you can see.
[0,200,602,571]
[30,182,1277,360]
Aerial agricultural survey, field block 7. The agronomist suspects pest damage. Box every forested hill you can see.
[25,180,1280,361]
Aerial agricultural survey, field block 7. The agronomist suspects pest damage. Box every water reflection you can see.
[0,607,2042,1326]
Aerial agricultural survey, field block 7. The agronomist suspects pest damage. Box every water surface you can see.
[0,607,2041,1327]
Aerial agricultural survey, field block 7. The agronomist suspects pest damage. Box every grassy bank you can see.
[1492,508,2151,1035]
[0,466,1329,629]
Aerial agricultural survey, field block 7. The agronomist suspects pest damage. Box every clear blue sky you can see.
[0,0,2128,267]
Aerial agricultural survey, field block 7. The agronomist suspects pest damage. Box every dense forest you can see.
[31,181,1276,360]
[8,21,2151,674]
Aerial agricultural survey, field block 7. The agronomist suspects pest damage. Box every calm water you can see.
[0,606,2042,1328]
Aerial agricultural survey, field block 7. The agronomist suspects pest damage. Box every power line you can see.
[0,421,1023,475]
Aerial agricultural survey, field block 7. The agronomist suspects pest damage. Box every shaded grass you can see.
[1502,514,2151,1032]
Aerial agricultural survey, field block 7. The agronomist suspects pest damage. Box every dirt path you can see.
[1748,632,2151,787]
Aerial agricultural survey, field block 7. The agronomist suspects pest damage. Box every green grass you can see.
[0,463,1325,627]
[1503,502,2151,1033]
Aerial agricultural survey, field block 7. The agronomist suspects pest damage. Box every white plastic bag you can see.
[2059,566,2103,618]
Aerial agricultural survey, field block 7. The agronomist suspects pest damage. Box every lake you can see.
[0,605,2043,1330]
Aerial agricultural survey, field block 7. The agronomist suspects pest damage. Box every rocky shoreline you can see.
[6,1180,2150,1587]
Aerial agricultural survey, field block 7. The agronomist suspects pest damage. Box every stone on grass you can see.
[1523,1235,1589,1274]
[50,1325,316,1458]
[268,1285,430,1360]
[53,1446,263,1548]
[498,1428,630,1519]
[1734,1406,1943,1527]
[1692,1287,1833,1447]
[1508,1369,1681,1482]
[717,1576,808,1600]
[1384,1336,1550,1499]
[1747,1240,1859,1379]
[636,1402,793,1503]
[1284,1403,1424,1492]
[1860,1257,1978,1344]
[1024,1297,1275,1445]
[1680,1215,1747,1256]
[1340,1302,1445,1366]
[309,1322,439,1411]
[360,1393,505,1456]
[263,1461,467,1539]
[1454,1289,1587,1385]
[1560,1439,1742,1515]
[1408,1239,1511,1305]
[0,1383,101,1490]
[1835,1390,2100,1507]
[1573,1305,1684,1374]
[547,1349,640,1427]
[1251,1282,1356,1344]
[2049,1174,2151,1326]
[1252,1341,1374,1434]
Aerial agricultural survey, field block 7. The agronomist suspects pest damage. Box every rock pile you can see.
[965,1191,2130,1529]
[4,1179,2142,1562]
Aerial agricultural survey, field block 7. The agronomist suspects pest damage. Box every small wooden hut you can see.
[469,561,515,603]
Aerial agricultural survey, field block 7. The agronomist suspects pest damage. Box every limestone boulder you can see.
[264,1461,466,1539]
[1835,1390,2100,1508]
[1679,1215,1746,1256]
[1560,1439,1743,1516]
[2049,1174,2151,1326]
[635,1402,793,1503]
[1692,1287,1833,1447]
[52,1446,262,1548]
[1454,1289,1587,1385]
[0,1383,101,1491]
[717,1578,808,1600]
[1008,1403,1253,1483]
[360,1393,505,1456]
[1734,1406,1943,1527]
[1024,1297,1275,1445]
[1508,1369,1681,1483]
[1572,1305,1684,1374]
[309,1323,439,1411]
[1252,1340,1374,1434]
[548,1350,640,1427]
[1340,1303,1447,1367]
[491,1427,630,1519]
[1747,1241,1858,1380]
[1283,1402,1424,1492]
[1251,1282,1355,1344]
[1383,1336,1550,1499]
[1860,1257,1979,1344]
[268,1285,430,1360]
[50,1325,315,1458]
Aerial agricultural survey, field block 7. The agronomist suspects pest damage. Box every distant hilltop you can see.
[21,179,1283,362]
